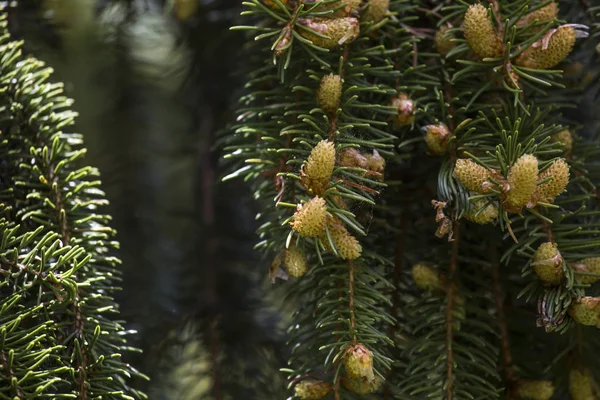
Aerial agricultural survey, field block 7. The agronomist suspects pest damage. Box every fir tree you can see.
[224,1,600,399]
[0,5,146,398]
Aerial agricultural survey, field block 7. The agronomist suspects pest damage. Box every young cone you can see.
[323,218,362,260]
[435,25,456,57]
[411,264,444,291]
[365,0,389,23]
[569,297,600,327]
[462,4,504,59]
[291,197,328,237]
[365,150,385,175]
[342,376,382,395]
[506,154,539,210]
[299,17,360,49]
[294,380,333,399]
[551,129,573,154]
[532,242,563,285]
[391,93,415,127]
[338,148,368,169]
[317,74,343,114]
[516,25,578,69]
[518,2,559,27]
[423,123,450,155]
[515,380,555,400]
[283,246,308,277]
[343,343,375,381]
[454,159,490,193]
[569,369,595,400]
[302,140,336,195]
[464,199,498,225]
[536,159,569,202]
[574,257,600,284]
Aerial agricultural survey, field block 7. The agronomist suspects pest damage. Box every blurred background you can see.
[7,0,289,398]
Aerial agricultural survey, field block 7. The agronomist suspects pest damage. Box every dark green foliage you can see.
[0,9,146,398]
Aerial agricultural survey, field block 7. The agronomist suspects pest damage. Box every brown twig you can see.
[445,223,461,400]
[492,252,516,398]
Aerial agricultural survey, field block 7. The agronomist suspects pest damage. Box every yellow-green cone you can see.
[302,140,336,195]
[574,257,600,284]
[343,343,375,381]
[462,4,504,59]
[411,264,443,291]
[294,380,333,399]
[516,25,578,69]
[454,159,490,193]
[569,297,600,327]
[551,129,573,154]
[515,380,555,400]
[464,199,498,225]
[435,25,456,57]
[532,242,563,285]
[536,159,569,203]
[291,197,328,237]
[317,74,343,114]
[506,154,538,210]
[569,369,595,400]
[299,17,360,49]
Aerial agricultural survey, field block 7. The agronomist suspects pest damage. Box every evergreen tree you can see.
[224,1,600,399]
[0,5,146,397]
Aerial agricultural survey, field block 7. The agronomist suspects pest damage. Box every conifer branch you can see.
[444,223,460,400]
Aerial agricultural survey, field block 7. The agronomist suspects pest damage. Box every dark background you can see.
[8,1,289,398]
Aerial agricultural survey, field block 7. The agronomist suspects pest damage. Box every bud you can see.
[365,0,389,23]
[574,258,600,284]
[299,17,360,49]
[435,25,456,57]
[462,4,504,59]
[515,380,555,400]
[343,343,375,381]
[569,369,595,400]
[282,246,308,277]
[263,0,290,10]
[317,74,343,114]
[464,199,498,224]
[391,93,415,127]
[323,218,362,260]
[551,129,573,154]
[365,150,385,175]
[536,159,569,202]
[506,154,539,209]
[454,159,490,193]
[423,123,451,155]
[515,25,581,69]
[532,242,563,285]
[173,0,199,20]
[518,2,559,28]
[411,264,443,291]
[291,197,328,237]
[338,148,368,169]
[294,380,333,400]
[302,140,336,195]
[342,376,382,394]
[569,297,600,327]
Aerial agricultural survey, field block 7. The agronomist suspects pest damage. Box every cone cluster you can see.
[299,17,360,49]
[569,296,600,327]
[462,4,504,59]
[532,242,563,285]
